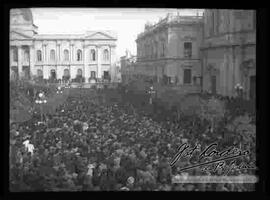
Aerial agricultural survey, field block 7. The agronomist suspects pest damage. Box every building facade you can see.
[201,9,256,100]
[120,50,137,84]
[135,14,203,93]
[10,9,118,83]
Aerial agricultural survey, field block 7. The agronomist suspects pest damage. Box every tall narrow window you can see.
[161,42,165,57]
[50,49,56,61]
[12,47,18,62]
[154,42,158,58]
[103,49,109,61]
[151,44,154,58]
[183,68,192,84]
[64,49,69,61]
[24,47,29,62]
[37,50,42,62]
[77,49,82,61]
[77,69,82,77]
[144,44,147,58]
[211,10,215,36]
[184,42,192,58]
[90,49,96,61]
[216,10,220,34]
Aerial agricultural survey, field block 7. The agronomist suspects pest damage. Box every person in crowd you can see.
[9,83,255,191]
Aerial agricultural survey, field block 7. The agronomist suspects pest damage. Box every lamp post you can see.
[235,83,244,99]
[35,92,47,122]
[56,86,63,94]
[147,85,156,105]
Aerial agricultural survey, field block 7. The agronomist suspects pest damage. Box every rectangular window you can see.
[37,51,42,62]
[13,48,18,62]
[183,68,192,84]
[184,42,192,58]
[103,71,109,79]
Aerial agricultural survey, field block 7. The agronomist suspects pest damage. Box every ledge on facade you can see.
[137,15,203,40]
[200,42,256,50]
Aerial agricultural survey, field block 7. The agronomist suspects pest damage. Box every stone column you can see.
[18,45,23,79]
[30,44,35,79]
[110,45,117,82]
[97,46,102,79]
[56,42,58,64]
[83,44,89,83]
[57,42,61,62]
[42,44,46,63]
[69,41,73,62]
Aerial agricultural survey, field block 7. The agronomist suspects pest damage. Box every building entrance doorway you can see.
[22,66,30,80]
[103,71,109,80]
[50,69,56,79]
[211,75,217,94]
[11,66,18,80]
[250,75,256,100]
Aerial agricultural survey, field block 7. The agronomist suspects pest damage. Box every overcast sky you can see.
[31,8,204,60]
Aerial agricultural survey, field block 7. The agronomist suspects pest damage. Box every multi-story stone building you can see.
[10,8,118,84]
[135,13,203,93]
[201,9,256,100]
[120,50,137,84]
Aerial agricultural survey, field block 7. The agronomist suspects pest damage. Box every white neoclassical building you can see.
[10,8,118,83]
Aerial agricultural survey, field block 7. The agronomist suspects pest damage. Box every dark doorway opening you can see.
[249,75,256,100]
[211,75,217,94]
[22,66,30,80]
[50,69,56,79]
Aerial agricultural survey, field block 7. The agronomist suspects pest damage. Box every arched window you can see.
[63,69,70,82]
[77,49,82,61]
[160,41,165,57]
[50,49,56,61]
[90,49,96,61]
[37,50,42,62]
[77,69,82,76]
[37,69,43,78]
[63,69,70,77]
[64,49,69,61]
[90,71,96,78]
[103,49,109,61]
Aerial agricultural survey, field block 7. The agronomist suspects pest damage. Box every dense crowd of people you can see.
[10,84,256,191]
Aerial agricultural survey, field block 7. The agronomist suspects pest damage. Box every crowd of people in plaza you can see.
[9,83,256,191]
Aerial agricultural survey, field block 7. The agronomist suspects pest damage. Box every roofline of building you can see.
[136,15,203,41]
